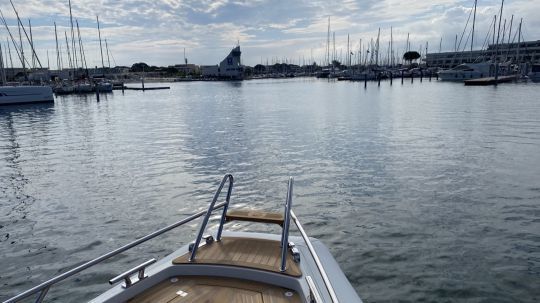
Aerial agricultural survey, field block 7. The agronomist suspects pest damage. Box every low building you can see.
[426,40,540,68]
[201,46,244,79]
[173,64,199,74]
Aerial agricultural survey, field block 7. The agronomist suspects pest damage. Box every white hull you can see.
[438,70,485,81]
[0,86,54,105]
[438,63,494,81]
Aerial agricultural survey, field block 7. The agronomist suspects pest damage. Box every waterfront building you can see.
[426,40,540,68]
[201,45,244,79]
[172,64,199,75]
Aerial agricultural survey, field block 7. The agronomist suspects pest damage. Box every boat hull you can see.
[0,86,54,105]
[90,231,362,303]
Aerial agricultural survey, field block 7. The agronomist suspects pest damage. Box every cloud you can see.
[0,0,538,67]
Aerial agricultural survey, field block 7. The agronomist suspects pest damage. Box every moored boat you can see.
[4,175,362,303]
[0,86,54,105]
[438,62,495,81]
[96,81,113,92]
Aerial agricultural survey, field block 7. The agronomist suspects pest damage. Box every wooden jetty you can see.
[124,86,170,91]
[464,75,517,86]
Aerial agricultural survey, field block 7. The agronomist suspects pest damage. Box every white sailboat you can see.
[0,85,54,105]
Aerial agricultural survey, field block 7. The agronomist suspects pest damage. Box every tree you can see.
[331,60,342,69]
[403,51,421,64]
[254,64,266,74]
[130,62,150,72]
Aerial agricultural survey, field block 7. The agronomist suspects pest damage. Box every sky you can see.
[0,0,539,68]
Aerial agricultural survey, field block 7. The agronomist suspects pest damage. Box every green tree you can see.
[130,62,150,72]
[403,51,421,64]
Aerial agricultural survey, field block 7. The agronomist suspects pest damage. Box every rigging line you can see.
[450,1,474,63]
[8,0,43,68]
[474,16,495,63]
[0,10,28,67]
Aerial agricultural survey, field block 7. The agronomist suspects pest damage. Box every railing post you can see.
[280,177,293,272]
[190,174,233,261]
[34,286,49,303]
[216,175,234,241]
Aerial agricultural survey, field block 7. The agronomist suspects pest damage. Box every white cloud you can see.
[0,0,538,67]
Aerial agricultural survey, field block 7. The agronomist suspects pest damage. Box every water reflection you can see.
[0,80,539,302]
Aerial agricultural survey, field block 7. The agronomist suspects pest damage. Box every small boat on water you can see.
[4,175,362,303]
[438,62,495,81]
[0,86,54,105]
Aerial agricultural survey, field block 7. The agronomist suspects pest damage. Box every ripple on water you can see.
[1,80,540,302]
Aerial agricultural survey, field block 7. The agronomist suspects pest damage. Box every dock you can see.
[124,86,170,91]
[464,75,517,86]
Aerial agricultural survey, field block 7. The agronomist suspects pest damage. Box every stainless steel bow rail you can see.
[4,174,340,303]
[3,174,234,303]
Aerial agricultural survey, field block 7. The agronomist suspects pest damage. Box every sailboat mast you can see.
[326,16,330,66]
[65,31,72,69]
[105,39,111,68]
[390,27,393,67]
[507,15,514,45]
[516,18,522,64]
[76,20,86,70]
[0,43,6,84]
[69,0,78,69]
[376,28,380,66]
[97,15,105,69]
[332,32,335,64]
[347,34,349,67]
[495,1,504,55]
[29,19,35,69]
[471,0,477,61]
[54,22,61,70]
[495,0,504,81]
[7,38,13,70]
[18,19,25,69]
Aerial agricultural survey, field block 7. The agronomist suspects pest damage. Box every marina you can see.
[1,0,540,302]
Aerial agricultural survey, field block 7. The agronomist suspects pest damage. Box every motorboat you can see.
[0,86,54,105]
[438,62,495,81]
[4,175,362,303]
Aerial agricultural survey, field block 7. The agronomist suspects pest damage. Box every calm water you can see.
[1,78,539,302]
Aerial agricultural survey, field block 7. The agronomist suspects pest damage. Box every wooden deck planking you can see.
[172,237,302,277]
[173,237,302,277]
[127,276,301,303]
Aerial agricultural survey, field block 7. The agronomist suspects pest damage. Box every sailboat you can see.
[437,0,495,82]
[0,85,54,105]
[0,3,54,105]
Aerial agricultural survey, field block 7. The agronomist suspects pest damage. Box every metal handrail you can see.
[3,175,233,303]
[279,177,293,272]
[291,210,340,303]
[189,174,234,261]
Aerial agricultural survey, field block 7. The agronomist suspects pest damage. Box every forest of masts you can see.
[0,0,115,76]
[260,0,526,69]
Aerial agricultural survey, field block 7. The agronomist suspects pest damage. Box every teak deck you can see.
[225,210,285,226]
[173,237,302,277]
[127,276,302,303]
